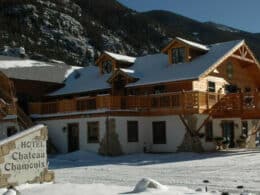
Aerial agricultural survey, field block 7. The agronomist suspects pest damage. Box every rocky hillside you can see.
[0,0,167,66]
[1,0,260,66]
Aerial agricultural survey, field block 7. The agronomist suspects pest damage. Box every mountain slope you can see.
[0,1,260,66]
[142,10,260,59]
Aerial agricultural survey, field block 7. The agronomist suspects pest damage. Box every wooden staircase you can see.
[16,105,34,128]
[0,73,33,129]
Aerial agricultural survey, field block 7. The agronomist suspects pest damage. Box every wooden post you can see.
[255,89,258,111]
[206,92,209,110]
[182,90,185,114]
[240,91,243,114]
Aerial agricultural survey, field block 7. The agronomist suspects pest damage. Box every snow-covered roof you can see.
[49,65,111,96]
[104,51,136,63]
[0,55,82,83]
[49,39,244,96]
[120,68,135,74]
[127,40,243,87]
[176,37,209,51]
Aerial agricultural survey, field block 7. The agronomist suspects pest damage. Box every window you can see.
[154,85,165,94]
[225,84,238,93]
[87,122,99,143]
[208,81,216,92]
[7,126,17,137]
[153,121,166,144]
[172,47,185,64]
[226,62,233,80]
[102,60,113,73]
[245,87,251,93]
[242,121,248,137]
[205,121,213,142]
[127,121,139,142]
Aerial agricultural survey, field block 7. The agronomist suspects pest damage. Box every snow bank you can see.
[0,183,221,195]
[133,178,168,193]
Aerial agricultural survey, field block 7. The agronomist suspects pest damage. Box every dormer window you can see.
[102,60,112,74]
[172,47,185,64]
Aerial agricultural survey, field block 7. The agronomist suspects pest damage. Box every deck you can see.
[28,91,260,119]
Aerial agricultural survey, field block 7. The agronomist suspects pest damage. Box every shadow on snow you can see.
[48,149,260,170]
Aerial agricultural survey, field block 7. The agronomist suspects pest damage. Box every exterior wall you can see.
[211,118,260,148]
[193,57,258,93]
[114,117,149,154]
[36,116,150,154]
[34,114,216,154]
[35,117,107,153]
[34,114,259,154]
[209,57,257,92]
[146,115,186,153]
[193,76,227,94]
[212,118,241,143]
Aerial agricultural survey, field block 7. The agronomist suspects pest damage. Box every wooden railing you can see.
[28,91,260,118]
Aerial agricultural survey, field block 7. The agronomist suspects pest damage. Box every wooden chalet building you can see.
[1,37,260,154]
[0,56,80,139]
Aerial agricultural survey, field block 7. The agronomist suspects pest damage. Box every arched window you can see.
[226,62,233,80]
[102,60,113,73]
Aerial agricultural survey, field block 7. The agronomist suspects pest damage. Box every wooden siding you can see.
[12,79,64,99]
[193,55,260,93]
[127,81,193,95]
[208,57,258,91]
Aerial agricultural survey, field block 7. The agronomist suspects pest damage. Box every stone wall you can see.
[0,124,54,187]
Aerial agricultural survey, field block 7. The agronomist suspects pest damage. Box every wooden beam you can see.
[178,115,195,136]
[195,114,212,134]
[231,54,255,64]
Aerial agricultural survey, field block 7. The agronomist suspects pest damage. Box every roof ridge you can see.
[208,39,244,47]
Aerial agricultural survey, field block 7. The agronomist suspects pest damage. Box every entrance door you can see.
[222,121,235,148]
[68,123,79,152]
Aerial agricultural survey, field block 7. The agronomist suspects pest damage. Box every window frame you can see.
[127,121,139,143]
[152,121,167,144]
[172,47,185,64]
[226,62,233,80]
[208,81,216,93]
[102,60,113,74]
[87,121,99,144]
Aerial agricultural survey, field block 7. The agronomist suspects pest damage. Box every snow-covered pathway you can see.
[49,149,260,194]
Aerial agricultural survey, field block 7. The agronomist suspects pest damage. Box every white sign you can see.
[0,125,54,187]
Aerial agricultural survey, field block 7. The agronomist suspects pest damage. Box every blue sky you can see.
[117,0,260,33]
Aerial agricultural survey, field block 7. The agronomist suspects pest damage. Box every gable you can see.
[200,41,260,83]
[162,37,209,64]
[95,52,136,74]
[107,70,138,84]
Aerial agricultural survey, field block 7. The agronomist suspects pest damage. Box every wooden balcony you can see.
[28,91,260,119]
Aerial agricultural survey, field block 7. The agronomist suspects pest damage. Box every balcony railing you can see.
[28,91,260,117]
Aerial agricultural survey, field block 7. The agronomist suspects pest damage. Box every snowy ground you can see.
[1,149,260,194]
[48,149,260,194]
